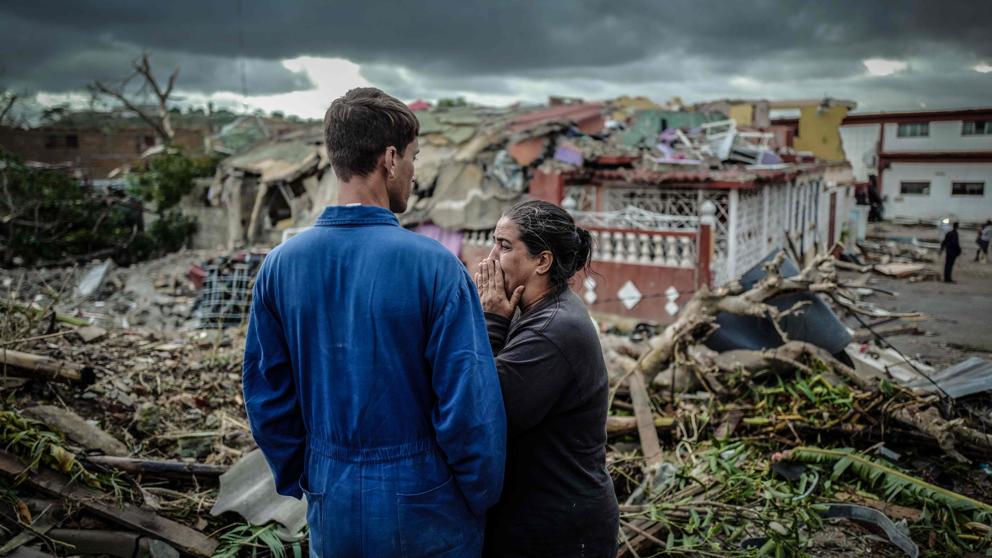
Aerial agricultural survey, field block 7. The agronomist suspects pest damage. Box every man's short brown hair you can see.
[323,88,419,182]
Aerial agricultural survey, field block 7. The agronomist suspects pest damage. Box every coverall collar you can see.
[315,205,400,227]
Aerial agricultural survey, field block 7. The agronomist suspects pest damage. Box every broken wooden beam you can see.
[0,450,218,557]
[22,406,128,456]
[628,370,663,467]
[83,455,227,481]
[606,415,674,437]
[0,349,95,385]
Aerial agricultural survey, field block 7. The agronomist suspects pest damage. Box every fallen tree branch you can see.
[82,455,227,481]
[0,349,95,385]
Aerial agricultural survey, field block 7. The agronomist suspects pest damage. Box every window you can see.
[897,122,929,137]
[962,120,992,135]
[64,134,79,148]
[45,135,58,149]
[900,181,930,195]
[951,182,985,196]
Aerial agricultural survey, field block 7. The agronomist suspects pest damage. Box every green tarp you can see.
[621,109,727,147]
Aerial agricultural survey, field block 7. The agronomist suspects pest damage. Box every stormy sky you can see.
[2,0,990,118]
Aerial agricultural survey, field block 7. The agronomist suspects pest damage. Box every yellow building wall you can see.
[728,104,754,127]
[611,96,661,120]
[793,105,850,161]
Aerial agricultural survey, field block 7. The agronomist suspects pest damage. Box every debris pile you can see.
[0,250,306,557]
[0,250,229,332]
[848,237,942,282]
[600,252,992,556]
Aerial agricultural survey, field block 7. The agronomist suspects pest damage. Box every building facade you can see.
[0,125,206,181]
[840,108,992,224]
[460,164,849,322]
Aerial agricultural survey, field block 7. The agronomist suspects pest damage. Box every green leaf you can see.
[831,457,853,481]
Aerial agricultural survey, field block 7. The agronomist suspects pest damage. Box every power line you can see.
[236,0,248,107]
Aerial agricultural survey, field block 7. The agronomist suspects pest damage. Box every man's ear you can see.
[383,146,398,179]
[535,251,553,275]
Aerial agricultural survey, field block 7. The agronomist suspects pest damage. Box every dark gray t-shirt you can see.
[483,290,619,557]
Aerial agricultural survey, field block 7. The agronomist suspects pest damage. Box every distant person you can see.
[867,175,884,222]
[475,200,619,558]
[243,87,506,557]
[940,221,963,283]
[975,219,992,263]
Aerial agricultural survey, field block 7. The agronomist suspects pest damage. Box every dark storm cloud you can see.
[1,0,990,108]
[0,11,313,95]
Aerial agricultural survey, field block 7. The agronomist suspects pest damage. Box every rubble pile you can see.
[0,318,270,556]
[0,245,987,557]
[0,249,297,557]
[0,250,223,332]
[599,253,992,557]
[846,237,942,282]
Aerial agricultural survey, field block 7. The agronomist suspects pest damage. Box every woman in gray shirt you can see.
[475,200,619,557]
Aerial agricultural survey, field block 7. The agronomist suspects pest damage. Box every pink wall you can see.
[575,262,696,323]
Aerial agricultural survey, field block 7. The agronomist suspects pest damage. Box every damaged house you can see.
[208,126,335,248]
[207,98,856,325]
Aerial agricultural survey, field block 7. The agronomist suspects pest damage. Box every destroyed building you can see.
[5,96,991,558]
[202,98,860,323]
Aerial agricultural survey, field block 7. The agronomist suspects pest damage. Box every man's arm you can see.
[425,269,507,517]
[242,265,307,498]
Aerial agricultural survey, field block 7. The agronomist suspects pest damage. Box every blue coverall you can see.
[243,205,506,557]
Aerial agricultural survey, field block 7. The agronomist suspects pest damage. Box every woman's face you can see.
[489,217,542,296]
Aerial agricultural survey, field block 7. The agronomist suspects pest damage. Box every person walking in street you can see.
[975,219,992,263]
[941,221,963,283]
[243,88,506,557]
[475,200,619,558]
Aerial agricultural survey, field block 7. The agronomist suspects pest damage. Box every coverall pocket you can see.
[302,487,325,557]
[397,475,468,558]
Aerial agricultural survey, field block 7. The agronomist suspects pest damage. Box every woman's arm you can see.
[494,331,572,434]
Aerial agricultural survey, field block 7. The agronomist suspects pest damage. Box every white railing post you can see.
[727,189,739,280]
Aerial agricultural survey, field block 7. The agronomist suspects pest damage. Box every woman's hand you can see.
[475,258,524,319]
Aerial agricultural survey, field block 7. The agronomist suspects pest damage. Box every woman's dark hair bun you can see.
[503,200,593,293]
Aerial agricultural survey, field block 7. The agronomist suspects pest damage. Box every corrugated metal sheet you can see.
[510,103,604,133]
[222,139,320,184]
[902,357,992,399]
[210,449,307,541]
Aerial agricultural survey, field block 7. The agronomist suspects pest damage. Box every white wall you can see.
[883,121,992,153]
[882,162,992,223]
[840,124,881,181]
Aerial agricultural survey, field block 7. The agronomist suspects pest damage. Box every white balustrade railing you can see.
[571,206,699,232]
[463,229,493,247]
[589,229,697,268]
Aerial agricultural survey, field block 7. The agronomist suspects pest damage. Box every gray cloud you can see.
[0,11,313,96]
[1,1,990,111]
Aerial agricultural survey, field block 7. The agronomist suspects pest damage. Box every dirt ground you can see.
[849,222,992,369]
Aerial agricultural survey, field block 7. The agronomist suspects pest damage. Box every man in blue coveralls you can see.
[243,88,507,557]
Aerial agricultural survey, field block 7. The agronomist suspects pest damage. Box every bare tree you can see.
[90,53,179,145]
[0,90,17,126]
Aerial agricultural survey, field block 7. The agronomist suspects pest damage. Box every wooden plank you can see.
[83,456,227,480]
[0,507,60,556]
[627,370,662,467]
[607,415,674,437]
[0,349,94,385]
[0,450,218,557]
